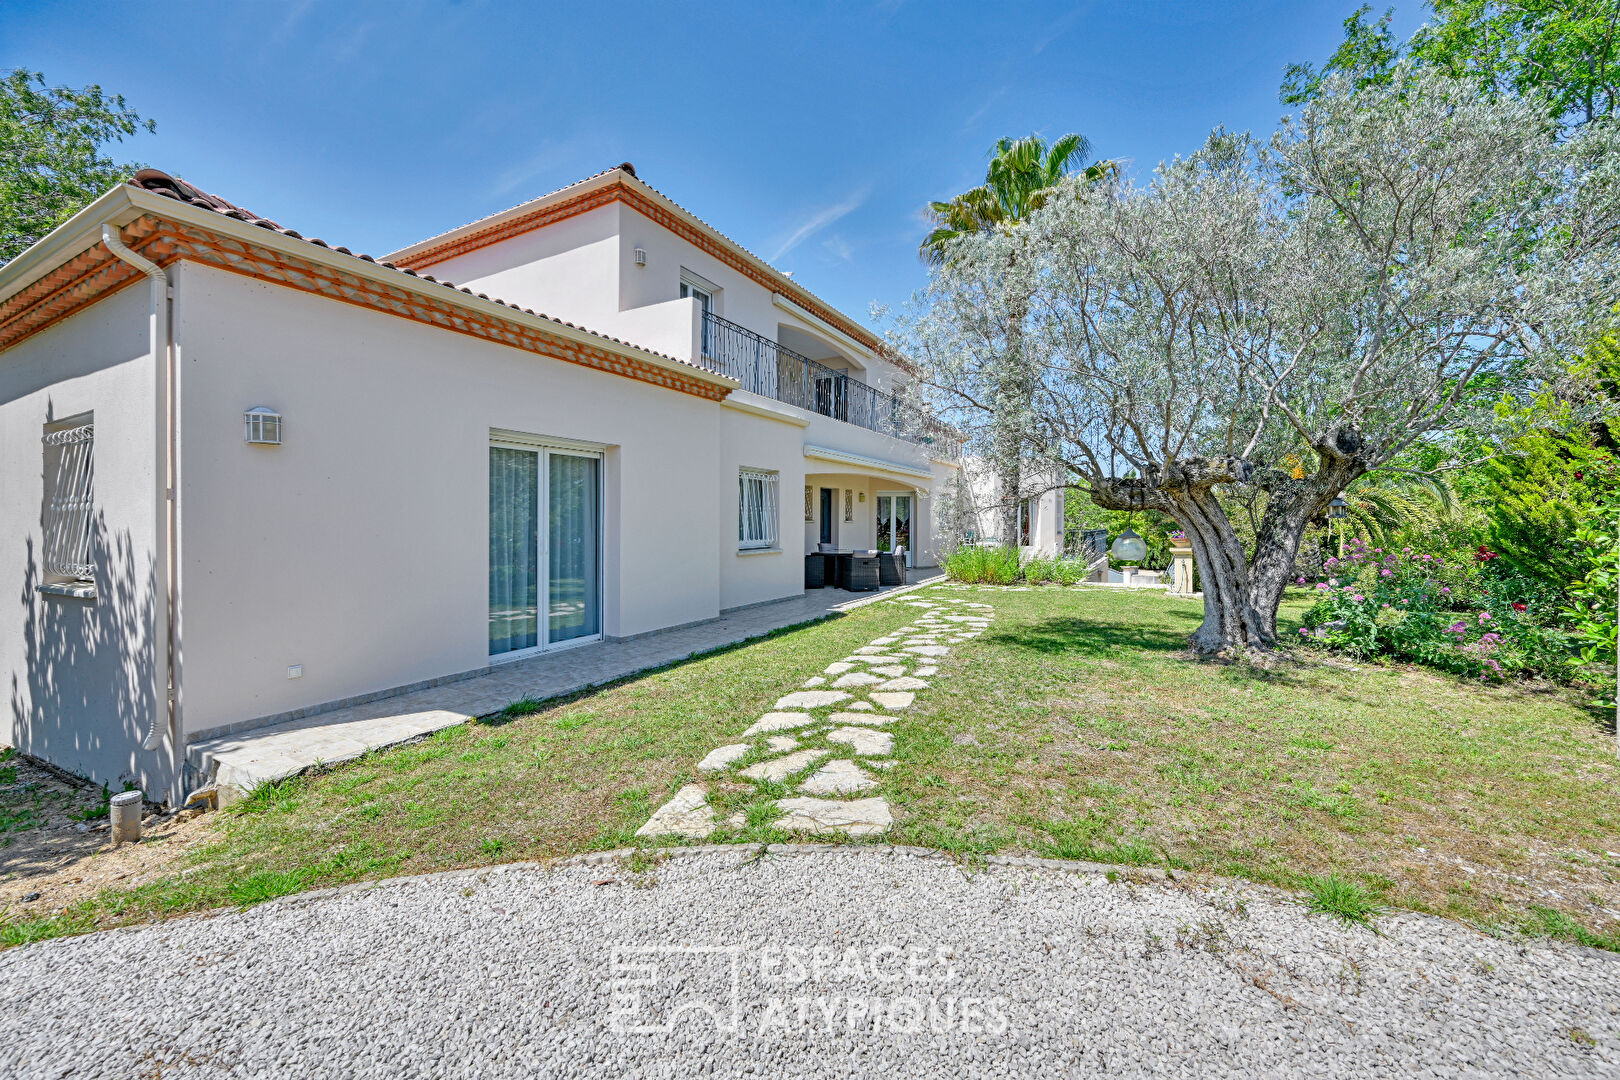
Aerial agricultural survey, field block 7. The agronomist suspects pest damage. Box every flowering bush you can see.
[1298,538,1575,680]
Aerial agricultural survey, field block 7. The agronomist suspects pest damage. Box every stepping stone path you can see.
[637,588,996,840]
[800,758,878,795]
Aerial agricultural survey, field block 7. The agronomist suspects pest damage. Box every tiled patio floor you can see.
[187,575,941,799]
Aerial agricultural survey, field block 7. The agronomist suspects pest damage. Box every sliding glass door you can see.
[490,440,602,658]
[876,493,913,566]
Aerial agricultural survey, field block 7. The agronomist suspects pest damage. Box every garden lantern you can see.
[1111,528,1147,562]
[1328,493,1349,519]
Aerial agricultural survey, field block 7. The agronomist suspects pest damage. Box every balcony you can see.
[695,311,950,451]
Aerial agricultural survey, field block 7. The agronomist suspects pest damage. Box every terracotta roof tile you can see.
[124,169,719,378]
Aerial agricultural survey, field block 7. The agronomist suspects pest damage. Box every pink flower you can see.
[1446,621,1468,634]
[1440,586,1451,594]
[1296,576,1306,584]
[1316,582,1331,590]
[1353,594,1364,603]
[1478,611,1492,625]
[1380,568,1392,577]
[1299,627,1309,635]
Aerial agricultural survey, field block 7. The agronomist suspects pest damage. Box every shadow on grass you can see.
[984,614,1194,659]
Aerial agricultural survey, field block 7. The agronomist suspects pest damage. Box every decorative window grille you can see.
[739,469,779,549]
[844,489,853,522]
[244,406,282,444]
[804,485,813,522]
[42,422,95,581]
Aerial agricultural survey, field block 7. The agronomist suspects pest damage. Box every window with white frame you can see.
[42,416,95,582]
[738,468,779,550]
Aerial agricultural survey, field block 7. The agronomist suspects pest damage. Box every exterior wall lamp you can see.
[244,406,281,445]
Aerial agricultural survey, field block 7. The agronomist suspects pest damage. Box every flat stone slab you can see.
[636,785,715,838]
[696,744,751,773]
[868,692,915,711]
[739,748,829,783]
[774,796,892,836]
[869,637,898,645]
[853,647,892,655]
[845,701,875,711]
[830,672,882,688]
[869,665,908,678]
[765,735,798,753]
[827,711,896,727]
[875,677,929,691]
[774,690,850,709]
[801,675,827,687]
[913,665,938,677]
[800,759,878,795]
[904,645,949,657]
[823,662,855,675]
[828,726,894,756]
[742,711,815,736]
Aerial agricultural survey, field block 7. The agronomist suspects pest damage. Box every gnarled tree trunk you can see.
[1091,436,1367,655]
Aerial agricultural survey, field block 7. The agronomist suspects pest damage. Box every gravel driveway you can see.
[3,847,1616,1078]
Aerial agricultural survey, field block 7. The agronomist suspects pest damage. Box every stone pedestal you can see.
[1168,540,1197,596]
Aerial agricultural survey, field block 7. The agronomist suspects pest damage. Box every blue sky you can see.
[5,0,1424,325]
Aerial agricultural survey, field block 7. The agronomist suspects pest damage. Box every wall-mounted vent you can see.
[244,407,282,445]
[633,246,647,266]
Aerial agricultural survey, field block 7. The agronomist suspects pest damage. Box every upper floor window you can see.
[43,415,95,583]
[739,468,779,550]
[679,277,713,317]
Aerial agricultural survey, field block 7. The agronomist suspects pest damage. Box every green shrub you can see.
[1023,555,1057,584]
[943,545,1021,585]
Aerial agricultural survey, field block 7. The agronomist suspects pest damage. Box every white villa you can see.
[0,164,960,804]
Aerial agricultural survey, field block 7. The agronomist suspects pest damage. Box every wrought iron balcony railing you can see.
[697,311,950,451]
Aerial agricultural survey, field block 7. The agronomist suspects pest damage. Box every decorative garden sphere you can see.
[1112,528,1147,562]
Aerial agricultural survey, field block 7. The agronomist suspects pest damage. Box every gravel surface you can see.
[3,847,1617,1078]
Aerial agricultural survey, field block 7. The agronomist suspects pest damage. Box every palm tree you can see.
[921,134,1113,262]
[921,134,1114,541]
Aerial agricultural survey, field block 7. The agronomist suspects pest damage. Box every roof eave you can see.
[0,185,739,395]
[0,185,144,306]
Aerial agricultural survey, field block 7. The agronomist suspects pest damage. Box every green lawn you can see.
[4,584,1616,949]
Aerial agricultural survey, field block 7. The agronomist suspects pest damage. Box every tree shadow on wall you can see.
[9,518,160,836]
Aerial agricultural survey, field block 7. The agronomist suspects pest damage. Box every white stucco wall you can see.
[417,202,624,332]
[171,263,723,737]
[0,283,175,796]
[419,197,911,406]
[717,406,806,611]
[958,457,1064,556]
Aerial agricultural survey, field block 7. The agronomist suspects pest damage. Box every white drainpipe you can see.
[100,224,176,770]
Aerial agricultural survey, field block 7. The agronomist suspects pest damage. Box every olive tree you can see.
[898,68,1619,654]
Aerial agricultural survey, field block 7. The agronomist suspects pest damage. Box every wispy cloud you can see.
[332,19,377,61]
[963,86,1007,131]
[770,187,869,262]
[1031,7,1087,56]
[488,139,581,198]
[269,0,317,46]
[821,234,854,262]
